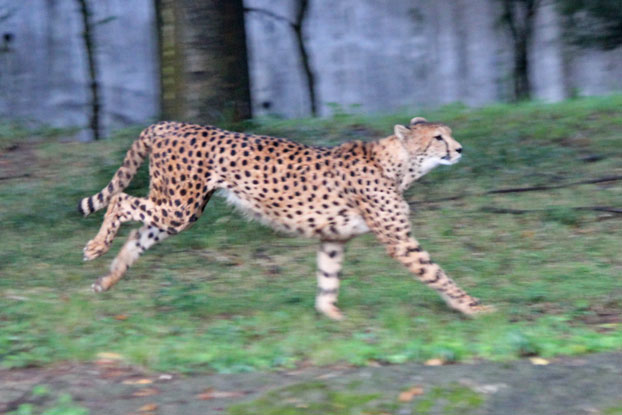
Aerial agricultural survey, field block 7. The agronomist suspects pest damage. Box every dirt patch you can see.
[0,142,36,181]
[577,303,622,332]
[2,353,622,415]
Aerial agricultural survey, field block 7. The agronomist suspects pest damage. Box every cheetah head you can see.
[394,117,463,176]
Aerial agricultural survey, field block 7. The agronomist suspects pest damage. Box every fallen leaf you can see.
[123,378,154,385]
[95,359,116,367]
[196,387,245,400]
[114,314,129,320]
[424,358,445,366]
[521,230,535,239]
[398,386,424,402]
[97,352,123,360]
[529,357,550,366]
[132,387,160,397]
[138,403,158,412]
[100,368,132,379]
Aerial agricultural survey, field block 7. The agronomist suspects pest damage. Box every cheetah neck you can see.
[370,136,433,192]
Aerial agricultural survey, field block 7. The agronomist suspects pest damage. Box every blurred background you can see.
[1,1,622,413]
[0,0,620,138]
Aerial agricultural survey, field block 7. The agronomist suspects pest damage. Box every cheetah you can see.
[78,117,493,320]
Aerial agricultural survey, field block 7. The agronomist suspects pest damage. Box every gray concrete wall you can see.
[246,0,622,117]
[0,0,159,137]
[0,0,620,132]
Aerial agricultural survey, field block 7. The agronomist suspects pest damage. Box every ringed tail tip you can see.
[78,197,93,217]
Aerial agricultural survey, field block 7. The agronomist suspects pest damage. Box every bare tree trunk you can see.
[76,0,101,140]
[156,0,251,123]
[513,36,530,100]
[500,0,539,101]
[293,0,316,116]
[244,1,317,116]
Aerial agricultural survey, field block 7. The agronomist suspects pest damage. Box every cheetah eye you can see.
[434,135,443,141]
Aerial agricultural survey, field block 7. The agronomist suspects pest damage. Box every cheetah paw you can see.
[457,302,496,316]
[316,304,345,321]
[466,303,496,315]
[446,296,496,316]
[83,239,108,261]
[91,276,111,293]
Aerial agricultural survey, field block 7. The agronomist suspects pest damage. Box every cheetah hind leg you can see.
[82,193,128,261]
[315,241,346,320]
[87,190,215,291]
[92,225,169,292]
[83,192,174,261]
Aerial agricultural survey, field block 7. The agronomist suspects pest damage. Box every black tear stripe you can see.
[423,138,434,153]
[442,138,450,159]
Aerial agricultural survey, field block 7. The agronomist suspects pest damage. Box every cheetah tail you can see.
[77,126,153,217]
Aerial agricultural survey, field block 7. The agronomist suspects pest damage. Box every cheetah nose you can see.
[456,148,462,154]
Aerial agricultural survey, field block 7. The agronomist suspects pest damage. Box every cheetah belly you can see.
[219,189,292,233]
[219,189,370,239]
[334,215,370,237]
[220,189,263,219]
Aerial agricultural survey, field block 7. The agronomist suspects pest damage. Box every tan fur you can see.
[79,118,493,318]
[315,241,345,320]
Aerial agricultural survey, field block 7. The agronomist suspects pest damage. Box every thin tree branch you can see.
[410,175,622,206]
[0,173,30,181]
[244,3,317,116]
[293,0,316,116]
[76,0,101,140]
[488,175,622,194]
[523,0,539,43]
[244,7,294,27]
[498,0,540,100]
[481,206,622,215]
[500,0,519,43]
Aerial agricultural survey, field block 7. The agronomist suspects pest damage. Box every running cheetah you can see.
[78,117,493,319]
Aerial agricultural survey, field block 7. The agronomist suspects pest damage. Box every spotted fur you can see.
[79,117,493,318]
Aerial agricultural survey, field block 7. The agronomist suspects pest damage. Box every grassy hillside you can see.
[1,96,621,373]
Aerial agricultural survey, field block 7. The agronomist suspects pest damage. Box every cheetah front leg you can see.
[360,197,494,316]
[384,235,494,315]
[315,241,345,320]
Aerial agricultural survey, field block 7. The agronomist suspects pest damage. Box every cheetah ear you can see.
[409,117,428,126]
[394,124,410,141]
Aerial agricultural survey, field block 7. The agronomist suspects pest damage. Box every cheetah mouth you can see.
[439,155,461,165]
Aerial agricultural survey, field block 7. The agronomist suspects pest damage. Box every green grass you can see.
[7,387,89,415]
[1,95,622,373]
[228,382,385,415]
[228,381,485,415]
